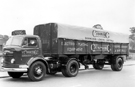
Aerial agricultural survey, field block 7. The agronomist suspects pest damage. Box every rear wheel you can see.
[62,60,79,77]
[111,57,124,71]
[93,60,104,70]
[28,61,46,81]
[8,72,24,78]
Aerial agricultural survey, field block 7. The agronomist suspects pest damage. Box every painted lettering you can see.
[67,47,83,52]
[92,30,110,38]
[77,42,88,47]
[91,44,109,52]
[64,41,75,46]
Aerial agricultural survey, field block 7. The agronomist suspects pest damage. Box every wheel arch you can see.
[117,55,126,62]
[60,57,80,68]
[110,55,126,64]
[27,57,50,73]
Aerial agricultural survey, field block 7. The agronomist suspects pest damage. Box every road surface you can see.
[0,60,135,87]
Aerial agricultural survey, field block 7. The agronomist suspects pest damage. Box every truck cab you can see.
[1,35,48,81]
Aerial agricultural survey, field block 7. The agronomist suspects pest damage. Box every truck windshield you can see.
[5,36,24,46]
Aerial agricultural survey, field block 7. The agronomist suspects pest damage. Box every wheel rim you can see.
[34,64,43,77]
[70,64,77,74]
[117,59,123,68]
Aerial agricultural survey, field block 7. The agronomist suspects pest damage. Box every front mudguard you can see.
[27,56,50,73]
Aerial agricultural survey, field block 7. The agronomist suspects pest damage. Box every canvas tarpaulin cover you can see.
[57,24,129,43]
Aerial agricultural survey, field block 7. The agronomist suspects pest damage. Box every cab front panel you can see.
[3,49,22,68]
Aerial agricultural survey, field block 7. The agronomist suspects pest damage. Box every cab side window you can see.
[22,37,38,47]
[28,38,37,47]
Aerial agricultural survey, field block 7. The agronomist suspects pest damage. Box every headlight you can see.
[0,57,4,63]
[11,58,15,64]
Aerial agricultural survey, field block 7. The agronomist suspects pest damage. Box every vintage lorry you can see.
[1,23,129,81]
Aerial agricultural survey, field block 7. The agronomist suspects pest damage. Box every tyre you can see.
[61,60,79,77]
[28,61,46,81]
[111,57,124,71]
[8,72,23,78]
[61,67,69,77]
[93,60,104,70]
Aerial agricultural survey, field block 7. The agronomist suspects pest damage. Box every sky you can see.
[0,0,134,36]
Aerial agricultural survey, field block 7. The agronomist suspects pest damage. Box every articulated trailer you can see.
[1,23,129,81]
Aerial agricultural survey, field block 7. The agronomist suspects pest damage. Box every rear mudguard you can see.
[117,55,127,62]
[60,57,80,68]
[110,55,126,64]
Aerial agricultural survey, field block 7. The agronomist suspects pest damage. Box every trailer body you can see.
[34,23,128,56]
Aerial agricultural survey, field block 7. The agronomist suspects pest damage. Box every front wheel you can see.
[111,57,124,71]
[62,60,79,77]
[8,72,24,78]
[28,61,46,81]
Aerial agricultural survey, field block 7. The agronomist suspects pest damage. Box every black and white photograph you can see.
[0,0,135,87]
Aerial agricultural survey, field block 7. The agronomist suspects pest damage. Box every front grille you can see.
[2,48,22,68]
[3,53,19,68]
[2,61,19,68]
[4,53,14,62]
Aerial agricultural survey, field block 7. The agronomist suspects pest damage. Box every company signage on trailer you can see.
[57,24,128,43]
[58,39,128,54]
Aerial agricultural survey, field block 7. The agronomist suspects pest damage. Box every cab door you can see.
[21,37,40,64]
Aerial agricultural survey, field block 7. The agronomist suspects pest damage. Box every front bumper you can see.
[1,68,28,72]
[1,65,29,72]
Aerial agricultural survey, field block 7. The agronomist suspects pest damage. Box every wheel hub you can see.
[70,65,76,73]
[118,60,123,68]
[35,67,42,75]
